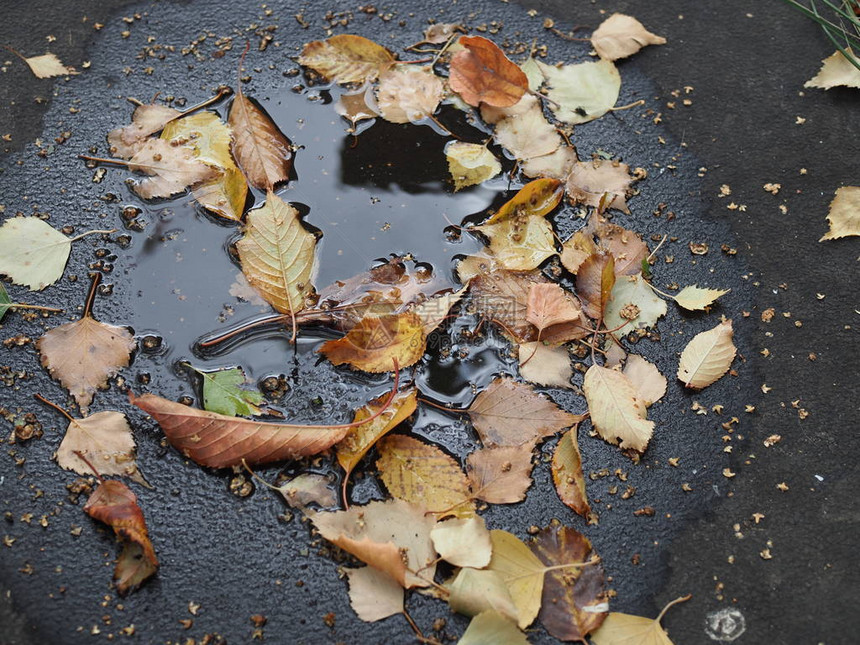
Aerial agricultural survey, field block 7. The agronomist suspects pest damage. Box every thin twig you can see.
[82,272,102,319]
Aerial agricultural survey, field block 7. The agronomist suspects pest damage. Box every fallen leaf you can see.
[299,34,395,84]
[449,35,529,107]
[466,269,547,341]
[820,186,860,240]
[537,59,621,124]
[334,85,379,129]
[430,516,492,568]
[446,141,502,191]
[130,392,351,468]
[591,596,691,645]
[466,444,534,504]
[229,271,268,306]
[346,566,404,622]
[552,427,589,517]
[622,355,666,407]
[493,97,563,161]
[38,305,135,415]
[561,230,598,274]
[604,274,667,332]
[566,160,634,213]
[480,92,542,125]
[0,217,82,291]
[228,89,293,191]
[188,365,263,417]
[486,530,545,629]
[21,52,78,78]
[127,138,218,199]
[421,23,465,45]
[583,364,653,452]
[591,14,667,61]
[310,498,437,588]
[457,610,530,645]
[448,568,520,624]
[677,319,736,389]
[413,288,465,335]
[476,215,556,271]
[236,191,317,318]
[520,56,544,90]
[108,103,181,159]
[576,252,616,320]
[596,222,649,276]
[319,311,426,373]
[0,285,10,322]
[376,67,444,124]
[518,342,572,388]
[673,285,730,311]
[376,434,474,518]
[468,377,582,448]
[526,283,582,334]
[83,479,158,595]
[805,49,860,90]
[485,178,564,225]
[532,523,607,640]
[275,473,337,509]
[521,146,578,181]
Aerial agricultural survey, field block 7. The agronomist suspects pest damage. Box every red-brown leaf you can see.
[228,90,293,190]
[575,252,615,320]
[449,36,529,107]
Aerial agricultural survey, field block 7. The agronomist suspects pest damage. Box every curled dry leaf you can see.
[485,178,564,225]
[449,35,529,107]
[591,14,667,62]
[468,377,583,448]
[486,529,546,629]
[805,49,860,90]
[677,319,736,389]
[466,444,534,504]
[319,311,426,373]
[552,427,589,516]
[819,186,860,241]
[458,610,530,645]
[130,392,351,468]
[448,568,520,624]
[477,215,556,271]
[518,342,573,389]
[605,274,667,332]
[376,67,444,124]
[22,52,78,78]
[83,479,158,595]
[346,566,404,622]
[430,516,493,568]
[236,191,317,317]
[583,364,653,452]
[532,523,607,641]
[567,160,634,213]
[0,217,75,291]
[622,354,667,407]
[228,90,293,191]
[421,22,465,45]
[108,103,181,159]
[445,141,502,191]
[674,285,730,311]
[299,34,395,84]
[492,96,563,160]
[127,138,217,199]
[376,434,475,518]
[536,59,621,124]
[310,498,437,588]
[466,268,548,341]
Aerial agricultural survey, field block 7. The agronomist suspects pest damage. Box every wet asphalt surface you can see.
[0,1,858,644]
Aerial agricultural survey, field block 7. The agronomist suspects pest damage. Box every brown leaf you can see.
[526,283,582,333]
[518,342,572,389]
[466,444,534,504]
[334,85,379,129]
[310,498,437,588]
[532,523,607,640]
[561,230,598,274]
[319,311,426,373]
[55,410,146,486]
[126,138,217,199]
[38,315,135,415]
[552,427,589,516]
[274,472,337,509]
[468,377,583,448]
[108,103,181,159]
[485,178,564,225]
[130,392,350,468]
[566,160,634,213]
[449,35,529,107]
[299,34,395,84]
[376,434,474,518]
[84,479,158,595]
[596,222,649,276]
[576,252,616,320]
[521,146,579,181]
[591,14,667,62]
[677,319,736,389]
[228,90,292,191]
[467,268,548,342]
[421,23,465,45]
[376,67,444,124]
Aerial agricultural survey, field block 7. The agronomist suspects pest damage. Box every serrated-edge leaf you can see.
[677,319,737,389]
[0,217,72,291]
[674,285,730,311]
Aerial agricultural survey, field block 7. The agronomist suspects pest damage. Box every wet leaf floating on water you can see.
[485,178,564,225]
[18,51,78,78]
[677,319,737,389]
[622,354,667,407]
[448,568,521,624]
[449,35,530,107]
[673,285,730,311]
[518,342,573,388]
[334,85,379,129]
[346,566,404,622]
[591,596,691,645]
[466,444,535,504]
[820,186,860,240]
[376,434,475,518]
[108,102,181,159]
[83,478,158,595]
[236,191,317,319]
[551,427,590,517]
[299,34,395,84]
[430,516,493,568]
[310,498,437,588]
[532,523,607,641]
[319,311,426,373]
[127,138,218,199]
[130,392,351,468]
[591,13,667,62]
[445,141,502,191]
[566,160,635,213]
[604,274,668,332]
[413,287,465,336]
[486,529,546,629]
[583,364,654,452]
[375,67,444,124]
[187,365,263,417]
[465,268,548,341]
[477,214,556,271]
[228,87,293,191]
[536,59,621,124]
[457,610,530,645]
[805,49,860,90]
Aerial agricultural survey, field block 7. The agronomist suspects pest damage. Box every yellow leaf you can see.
[319,311,426,373]
[622,355,666,407]
[819,186,860,241]
[487,530,545,629]
[537,59,621,124]
[477,215,556,271]
[677,319,737,389]
[591,14,666,62]
[376,67,443,124]
[299,34,395,84]
[485,178,564,225]
[551,427,589,517]
[458,610,530,645]
[345,566,404,622]
[430,516,492,568]
[445,141,502,191]
[673,285,730,311]
[583,364,654,452]
[518,342,572,389]
[376,434,474,518]
[23,52,78,78]
[448,568,520,624]
[591,596,690,645]
[127,138,218,199]
[805,49,860,90]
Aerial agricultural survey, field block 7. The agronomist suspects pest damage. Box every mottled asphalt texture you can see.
[0,1,858,644]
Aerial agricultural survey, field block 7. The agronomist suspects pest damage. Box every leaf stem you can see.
[6,303,63,313]
[33,393,76,423]
[656,594,692,623]
[73,450,104,483]
[69,229,116,243]
[646,233,668,263]
[416,396,465,415]
[608,99,645,112]
[82,272,102,319]
[78,154,130,167]
[395,56,434,65]
[529,88,561,109]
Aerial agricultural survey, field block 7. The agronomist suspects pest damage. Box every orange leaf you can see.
[526,283,582,334]
[319,311,426,373]
[485,178,564,225]
[228,90,293,191]
[575,252,615,320]
[449,36,529,107]
[84,480,158,595]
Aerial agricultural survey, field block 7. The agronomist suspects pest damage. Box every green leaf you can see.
[191,366,263,417]
[0,284,10,322]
